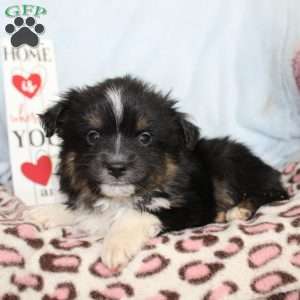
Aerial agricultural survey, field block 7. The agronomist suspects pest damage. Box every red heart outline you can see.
[21,155,52,186]
[12,73,41,98]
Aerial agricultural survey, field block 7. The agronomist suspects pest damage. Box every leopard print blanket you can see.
[1,162,300,300]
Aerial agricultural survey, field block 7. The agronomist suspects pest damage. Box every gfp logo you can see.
[4,5,47,48]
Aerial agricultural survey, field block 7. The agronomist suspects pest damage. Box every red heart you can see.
[21,155,52,186]
[12,73,41,98]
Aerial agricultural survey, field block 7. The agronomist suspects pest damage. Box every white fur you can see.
[105,87,123,123]
[23,203,76,229]
[74,201,128,238]
[226,206,251,221]
[24,201,128,238]
[146,197,171,211]
[100,184,135,198]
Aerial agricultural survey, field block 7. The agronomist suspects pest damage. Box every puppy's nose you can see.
[107,163,127,178]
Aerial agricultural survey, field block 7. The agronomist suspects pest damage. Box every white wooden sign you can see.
[1,38,65,206]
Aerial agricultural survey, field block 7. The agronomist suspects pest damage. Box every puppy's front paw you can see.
[101,233,143,270]
[23,204,75,229]
[101,211,161,269]
[226,206,252,221]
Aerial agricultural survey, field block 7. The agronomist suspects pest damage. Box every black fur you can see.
[40,75,289,233]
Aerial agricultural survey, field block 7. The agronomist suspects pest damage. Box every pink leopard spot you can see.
[51,287,70,300]
[43,283,76,300]
[0,249,22,263]
[93,261,117,277]
[176,235,218,253]
[240,222,283,234]
[139,257,161,273]
[4,224,43,249]
[181,239,204,252]
[291,252,300,267]
[147,295,165,300]
[102,287,126,299]
[288,234,300,245]
[249,243,281,268]
[40,253,81,273]
[185,264,210,280]
[17,224,38,239]
[53,257,79,268]
[146,291,179,300]
[251,271,296,294]
[14,274,38,287]
[202,225,228,233]
[0,247,23,266]
[255,274,282,293]
[280,206,300,218]
[179,261,224,284]
[147,237,164,246]
[138,257,162,274]
[223,242,239,253]
[90,283,134,300]
[136,254,170,277]
[286,291,300,300]
[50,238,90,250]
[12,273,43,292]
[214,237,243,259]
[204,282,237,300]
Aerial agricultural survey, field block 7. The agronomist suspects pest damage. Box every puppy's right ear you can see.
[179,114,200,150]
[39,102,66,137]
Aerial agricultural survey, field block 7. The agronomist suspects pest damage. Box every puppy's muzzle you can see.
[103,153,137,179]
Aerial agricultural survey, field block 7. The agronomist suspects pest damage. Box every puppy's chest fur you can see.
[73,198,132,237]
[73,192,170,237]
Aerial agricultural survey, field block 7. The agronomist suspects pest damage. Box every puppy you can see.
[25,75,288,269]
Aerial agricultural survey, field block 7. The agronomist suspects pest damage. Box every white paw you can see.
[23,204,75,229]
[226,206,252,221]
[101,233,142,269]
[101,211,161,269]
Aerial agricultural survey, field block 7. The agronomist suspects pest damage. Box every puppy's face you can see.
[41,76,199,207]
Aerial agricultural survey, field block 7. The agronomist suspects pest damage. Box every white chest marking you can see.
[74,199,129,238]
[100,184,135,198]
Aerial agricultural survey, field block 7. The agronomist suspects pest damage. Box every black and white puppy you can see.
[26,75,288,269]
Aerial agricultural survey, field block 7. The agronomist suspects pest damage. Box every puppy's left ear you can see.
[179,114,199,150]
[39,102,66,137]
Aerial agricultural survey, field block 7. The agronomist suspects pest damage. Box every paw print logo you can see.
[5,17,44,47]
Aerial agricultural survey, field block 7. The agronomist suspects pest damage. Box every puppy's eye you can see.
[138,131,152,146]
[86,130,100,145]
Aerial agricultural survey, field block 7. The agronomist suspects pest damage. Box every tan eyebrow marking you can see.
[84,110,102,128]
[136,116,149,131]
